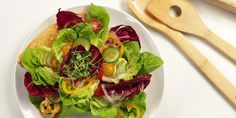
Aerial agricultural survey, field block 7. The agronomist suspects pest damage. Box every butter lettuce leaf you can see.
[86,3,110,48]
[73,22,95,39]
[56,104,88,118]
[123,92,146,117]
[90,97,118,118]
[58,78,99,106]
[123,41,141,81]
[21,46,60,85]
[22,46,53,72]
[33,66,60,86]
[73,22,98,47]
[52,28,77,62]
[138,52,164,75]
[124,41,140,65]
[90,92,146,118]
[57,78,99,117]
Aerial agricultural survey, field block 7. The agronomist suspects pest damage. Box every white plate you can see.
[14,5,164,118]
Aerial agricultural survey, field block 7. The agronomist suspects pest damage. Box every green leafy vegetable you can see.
[57,78,100,117]
[89,92,146,118]
[58,78,99,106]
[74,38,91,51]
[22,46,53,72]
[21,46,60,85]
[138,52,164,75]
[122,92,146,117]
[115,58,128,74]
[124,41,140,65]
[53,28,78,62]
[86,3,110,48]
[33,66,60,85]
[28,94,44,109]
[123,41,142,81]
[56,104,89,118]
[102,41,142,83]
[73,22,95,39]
[124,63,141,81]
[90,97,118,118]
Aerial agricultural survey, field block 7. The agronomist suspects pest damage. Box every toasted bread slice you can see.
[27,24,58,48]
[18,24,58,65]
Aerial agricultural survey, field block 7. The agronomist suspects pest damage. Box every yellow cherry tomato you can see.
[102,63,116,77]
[62,41,74,58]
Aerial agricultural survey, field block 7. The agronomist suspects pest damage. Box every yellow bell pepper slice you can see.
[62,78,95,94]
[108,34,125,56]
[126,103,141,118]
[100,34,125,57]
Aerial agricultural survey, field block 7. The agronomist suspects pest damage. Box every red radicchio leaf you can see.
[60,45,103,76]
[109,25,140,46]
[89,45,103,74]
[56,9,83,30]
[90,45,103,67]
[24,72,58,98]
[94,74,151,99]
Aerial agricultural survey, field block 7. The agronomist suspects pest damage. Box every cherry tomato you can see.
[90,20,102,32]
[102,63,116,77]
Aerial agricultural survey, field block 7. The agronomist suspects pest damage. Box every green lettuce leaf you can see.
[74,38,91,51]
[52,28,77,62]
[123,41,141,81]
[86,3,110,48]
[124,63,141,81]
[56,103,89,118]
[21,46,60,85]
[90,92,146,118]
[90,97,118,118]
[124,41,140,65]
[138,52,164,75]
[73,22,98,47]
[58,78,99,106]
[22,46,53,72]
[122,92,146,117]
[32,66,60,86]
[73,22,95,39]
[28,94,44,109]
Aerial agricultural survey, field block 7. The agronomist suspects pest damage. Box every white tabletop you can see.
[0,0,236,117]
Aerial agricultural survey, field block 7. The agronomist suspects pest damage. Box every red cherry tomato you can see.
[90,20,102,32]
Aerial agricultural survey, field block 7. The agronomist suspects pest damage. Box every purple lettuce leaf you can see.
[56,9,83,30]
[94,74,151,99]
[109,25,140,46]
[24,72,58,98]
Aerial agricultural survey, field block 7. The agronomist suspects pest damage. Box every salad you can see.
[20,4,163,118]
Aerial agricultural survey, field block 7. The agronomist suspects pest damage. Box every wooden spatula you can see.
[146,0,236,64]
[207,0,236,14]
[128,0,236,107]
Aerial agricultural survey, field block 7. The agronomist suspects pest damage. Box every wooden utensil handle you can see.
[164,28,236,106]
[207,0,236,14]
[200,30,236,63]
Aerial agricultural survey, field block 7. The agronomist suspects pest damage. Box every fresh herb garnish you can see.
[63,51,93,79]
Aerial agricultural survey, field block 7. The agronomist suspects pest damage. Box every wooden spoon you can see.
[128,0,236,107]
[146,0,236,64]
